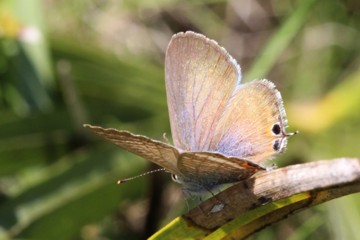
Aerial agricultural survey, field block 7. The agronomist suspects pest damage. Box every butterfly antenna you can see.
[117,168,166,184]
[286,130,299,137]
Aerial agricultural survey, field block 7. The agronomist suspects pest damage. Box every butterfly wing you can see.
[166,32,291,165]
[83,124,181,175]
[177,152,264,188]
[208,80,290,164]
[165,31,241,152]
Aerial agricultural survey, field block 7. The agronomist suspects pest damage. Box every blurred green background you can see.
[1,0,360,239]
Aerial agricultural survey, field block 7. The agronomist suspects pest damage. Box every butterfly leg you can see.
[195,197,208,216]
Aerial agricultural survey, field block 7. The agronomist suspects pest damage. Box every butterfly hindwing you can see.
[177,152,264,188]
[209,80,289,164]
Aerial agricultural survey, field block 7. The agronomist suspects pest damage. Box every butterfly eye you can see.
[171,174,180,183]
[273,139,281,151]
[272,123,281,135]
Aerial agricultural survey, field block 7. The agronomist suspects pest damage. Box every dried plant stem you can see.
[151,158,360,240]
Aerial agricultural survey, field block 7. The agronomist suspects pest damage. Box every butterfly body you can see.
[84,31,295,194]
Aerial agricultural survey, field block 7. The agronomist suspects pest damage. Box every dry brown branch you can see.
[153,158,360,239]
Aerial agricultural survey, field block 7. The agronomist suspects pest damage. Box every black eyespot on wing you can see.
[273,139,280,151]
[272,123,281,135]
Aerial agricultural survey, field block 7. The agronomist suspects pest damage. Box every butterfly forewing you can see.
[209,80,288,164]
[83,124,181,175]
[165,32,241,152]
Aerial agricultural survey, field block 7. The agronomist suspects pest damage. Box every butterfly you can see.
[84,31,296,194]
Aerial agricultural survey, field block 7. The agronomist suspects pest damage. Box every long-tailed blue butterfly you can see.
[84,31,296,194]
